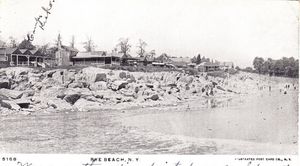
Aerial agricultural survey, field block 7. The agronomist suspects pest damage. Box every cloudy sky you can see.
[0,0,298,67]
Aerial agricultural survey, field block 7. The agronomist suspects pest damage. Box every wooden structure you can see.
[196,62,221,72]
[0,47,47,67]
[72,51,121,66]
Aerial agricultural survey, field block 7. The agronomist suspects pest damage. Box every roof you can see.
[72,51,123,59]
[137,55,155,62]
[107,52,123,58]
[0,47,19,54]
[169,57,191,63]
[0,47,46,57]
[19,49,27,54]
[24,49,41,55]
[156,54,172,62]
[74,51,107,58]
[197,62,220,67]
[29,49,40,55]
[152,62,165,65]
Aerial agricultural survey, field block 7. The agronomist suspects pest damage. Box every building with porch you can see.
[72,51,121,66]
[0,47,46,67]
[196,62,221,72]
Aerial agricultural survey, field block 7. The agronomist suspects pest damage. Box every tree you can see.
[83,37,96,52]
[70,35,75,48]
[191,56,196,63]
[39,43,49,55]
[117,38,131,57]
[196,54,201,64]
[253,57,264,74]
[18,39,36,50]
[0,39,6,47]
[8,36,17,47]
[54,33,63,48]
[136,39,147,57]
[149,50,156,58]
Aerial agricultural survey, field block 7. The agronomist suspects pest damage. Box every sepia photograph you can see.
[0,0,298,156]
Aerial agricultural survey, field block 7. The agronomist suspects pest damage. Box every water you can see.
[0,89,298,154]
[123,90,298,145]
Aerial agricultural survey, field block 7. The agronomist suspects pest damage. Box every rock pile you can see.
[0,67,240,114]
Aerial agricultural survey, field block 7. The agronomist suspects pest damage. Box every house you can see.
[0,47,17,67]
[137,55,156,66]
[220,62,234,70]
[169,57,191,68]
[155,54,172,63]
[196,62,220,72]
[72,51,121,66]
[0,47,47,67]
[55,44,78,66]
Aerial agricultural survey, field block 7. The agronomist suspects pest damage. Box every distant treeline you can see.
[244,57,299,78]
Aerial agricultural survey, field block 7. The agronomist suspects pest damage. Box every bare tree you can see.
[136,39,147,57]
[117,38,131,57]
[83,37,96,52]
[54,33,62,47]
[70,35,75,48]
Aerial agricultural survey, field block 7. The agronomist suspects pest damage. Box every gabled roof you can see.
[0,47,21,54]
[169,57,191,63]
[29,49,40,55]
[197,62,220,67]
[24,49,41,55]
[156,54,171,62]
[19,49,27,54]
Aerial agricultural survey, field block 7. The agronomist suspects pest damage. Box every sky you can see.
[0,0,299,67]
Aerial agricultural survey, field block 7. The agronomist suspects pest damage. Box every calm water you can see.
[0,88,298,154]
[123,90,298,145]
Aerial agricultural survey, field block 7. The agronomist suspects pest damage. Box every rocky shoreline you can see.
[0,67,265,115]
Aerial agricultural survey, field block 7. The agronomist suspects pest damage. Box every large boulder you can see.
[52,70,65,84]
[1,100,21,110]
[63,94,81,105]
[0,89,23,99]
[110,81,128,91]
[81,67,111,83]
[0,100,12,109]
[119,72,127,79]
[95,73,107,82]
[67,82,84,88]
[73,98,102,112]
[146,84,154,89]
[15,99,31,108]
[0,79,10,89]
[39,86,66,98]
[47,98,73,111]
[89,81,107,91]
[28,73,43,83]
[149,94,159,101]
